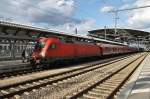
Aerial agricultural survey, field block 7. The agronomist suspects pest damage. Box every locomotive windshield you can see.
[34,41,45,50]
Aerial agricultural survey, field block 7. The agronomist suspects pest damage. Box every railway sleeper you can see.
[109,77,125,80]
[91,89,111,95]
[88,86,119,99]
[23,92,30,96]
[38,80,45,83]
[85,91,109,99]
[97,85,116,89]
[13,95,21,99]
[24,83,34,87]
[32,89,38,92]
[88,91,111,97]
[8,88,19,93]
[105,81,121,85]
[109,75,129,81]
[111,76,128,81]
[82,93,103,99]
[106,80,122,83]
[94,87,114,92]
[32,82,41,85]
[101,82,119,86]
[18,85,27,89]
[0,90,9,95]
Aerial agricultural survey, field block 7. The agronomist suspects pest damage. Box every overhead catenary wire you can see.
[108,5,150,12]
[108,5,150,34]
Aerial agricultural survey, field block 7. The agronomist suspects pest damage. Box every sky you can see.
[0,0,150,35]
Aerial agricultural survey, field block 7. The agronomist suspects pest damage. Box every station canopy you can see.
[0,21,126,45]
[0,21,94,41]
[88,28,150,43]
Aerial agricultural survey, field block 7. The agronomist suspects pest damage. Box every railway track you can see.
[67,54,147,99]
[0,53,146,99]
[0,54,133,79]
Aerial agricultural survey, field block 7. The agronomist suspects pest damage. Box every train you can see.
[30,37,138,67]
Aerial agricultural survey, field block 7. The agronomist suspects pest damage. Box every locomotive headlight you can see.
[40,51,45,57]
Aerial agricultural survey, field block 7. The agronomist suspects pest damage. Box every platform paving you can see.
[118,53,150,99]
[0,59,29,72]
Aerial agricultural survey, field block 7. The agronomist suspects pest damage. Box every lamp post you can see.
[75,28,77,34]
[104,26,107,39]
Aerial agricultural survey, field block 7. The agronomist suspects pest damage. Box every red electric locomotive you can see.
[30,37,101,66]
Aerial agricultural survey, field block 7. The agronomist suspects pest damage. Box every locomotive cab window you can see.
[35,41,45,49]
[40,42,45,48]
[50,44,56,49]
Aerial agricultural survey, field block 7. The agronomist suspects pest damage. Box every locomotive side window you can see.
[50,44,56,49]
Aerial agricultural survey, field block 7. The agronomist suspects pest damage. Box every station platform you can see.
[118,53,150,99]
[0,60,29,72]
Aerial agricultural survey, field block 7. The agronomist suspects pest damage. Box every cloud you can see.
[0,0,77,24]
[38,0,74,16]
[41,18,96,35]
[100,6,115,12]
[0,0,96,34]
[127,0,150,29]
